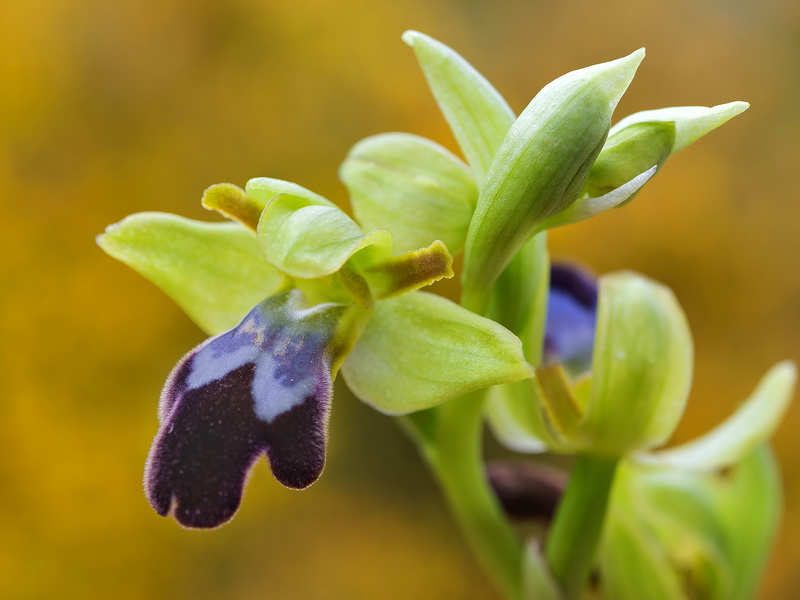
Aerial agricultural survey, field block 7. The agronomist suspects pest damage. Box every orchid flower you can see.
[98,178,532,528]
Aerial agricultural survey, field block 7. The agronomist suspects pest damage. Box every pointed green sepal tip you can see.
[639,360,796,472]
[363,240,454,299]
[201,183,263,231]
[462,50,644,302]
[581,271,694,456]
[610,101,749,155]
[401,30,516,181]
[97,212,282,335]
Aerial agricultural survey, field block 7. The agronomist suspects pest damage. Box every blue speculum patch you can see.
[544,264,597,375]
[145,290,346,528]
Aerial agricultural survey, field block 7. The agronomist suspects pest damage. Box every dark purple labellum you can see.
[543,263,597,374]
[145,290,347,529]
[486,460,566,522]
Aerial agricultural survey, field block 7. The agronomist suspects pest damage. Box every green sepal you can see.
[245,176,336,209]
[462,50,644,310]
[639,361,796,472]
[584,121,675,199]
[402,30,515,181]
[97,212,282,336]
[581,272,693,456]
[537,166,656,232]
[201,183,263,231]
[339,133,478,254]
[258,194,393,278]
[609,101,749,154]
[341,291,533,414]
[362,240,454,299]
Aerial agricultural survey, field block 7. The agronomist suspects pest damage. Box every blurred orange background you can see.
[1,1,798,598]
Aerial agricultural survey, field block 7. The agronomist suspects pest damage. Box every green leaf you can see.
[342,291,533,414]
[402,30,515,181]
[98,212,282,336]
[581,272,693,455]
[462,50,644,310]
[639,361,796,472]
[258,194,393,278]
[609,102,749,154]
[340,133,478,254]
[245,177,336,209]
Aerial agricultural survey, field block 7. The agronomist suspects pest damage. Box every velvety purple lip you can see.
[144,291,344,529]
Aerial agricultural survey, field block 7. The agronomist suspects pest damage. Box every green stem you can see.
[545,452,619,600]
[403,394,525,600]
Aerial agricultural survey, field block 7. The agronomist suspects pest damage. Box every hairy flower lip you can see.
[144,290,344,529]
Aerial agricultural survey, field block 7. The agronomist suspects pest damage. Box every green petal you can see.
[258,194,393,278]
[462,50,644,310]
[340,133,478,254]
[582,272,693,455]
[402,30,515,181]
[342,291,532,414]
[362,240,454,299]
[97,212,281,336]
[201,183,263,231]
[609,101,749,154]
[245,176,336,209]
[640,361,796,472]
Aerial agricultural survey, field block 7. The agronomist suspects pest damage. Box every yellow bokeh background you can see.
[1,1,798,598]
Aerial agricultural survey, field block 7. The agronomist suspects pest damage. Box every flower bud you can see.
[584,121,675,199]
[462,49,644,309]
